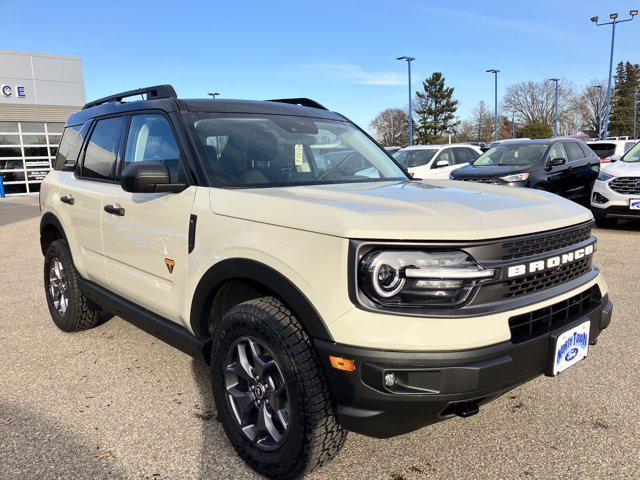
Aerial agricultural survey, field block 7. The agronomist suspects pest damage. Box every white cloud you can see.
[303,63,406,86]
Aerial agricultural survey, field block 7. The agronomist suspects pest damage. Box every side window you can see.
[82,117,125,180]
[565,142,585,162]
[54,121,91,171]
[121,114,184,182]
[548,143,567,162]
[432,149,454,168]
[578,143,594,158]
[454,148,474,164]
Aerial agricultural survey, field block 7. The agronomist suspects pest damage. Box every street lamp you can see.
[486,69,500,141]
[591,10,638,140]
[632,89,638,138]
[547,78,560,137]
[511,112,516,138]
[594,85,604,139]
[208,92,220,99]
[397,56,415,145]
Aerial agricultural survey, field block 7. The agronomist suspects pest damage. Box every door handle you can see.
[104,204,125,216]
[60,195,74,205]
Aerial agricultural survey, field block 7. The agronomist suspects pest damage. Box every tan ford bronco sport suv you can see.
[40,85,613,479]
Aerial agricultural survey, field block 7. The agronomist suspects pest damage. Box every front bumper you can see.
[591,178,640,219]
[316,294,612,439]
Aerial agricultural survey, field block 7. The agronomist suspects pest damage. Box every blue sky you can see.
[4,0,639,130]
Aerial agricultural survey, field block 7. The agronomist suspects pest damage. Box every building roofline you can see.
[0,49,82,61]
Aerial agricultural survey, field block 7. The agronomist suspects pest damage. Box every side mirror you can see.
[550,157,566,167]
[121,161,186,193]
[434,159,450,168]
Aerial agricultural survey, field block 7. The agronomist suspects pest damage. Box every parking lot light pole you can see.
[591,10,638,140]
[397,56,415,145]
[634,89,638,139]
[486,69,500,141]
[595,85,604,139]
[207,92,220,99]
[547,78,560,137]
[511,113,515,138]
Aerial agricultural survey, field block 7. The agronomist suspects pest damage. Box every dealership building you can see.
[0,50,85,196]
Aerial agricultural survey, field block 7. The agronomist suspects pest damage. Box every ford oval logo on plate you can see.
[565,347,579,362]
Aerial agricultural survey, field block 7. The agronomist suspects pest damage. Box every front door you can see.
[428,148,456,179]
[544,143,572,195]
[100,113,196,325]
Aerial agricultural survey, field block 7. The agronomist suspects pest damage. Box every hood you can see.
[602,160,640,176]
[209,180,592,241]
[453,163,539,178]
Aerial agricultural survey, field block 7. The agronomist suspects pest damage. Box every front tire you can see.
[210,297,347,479]
[44,239,102,332]
[592,209,618,228]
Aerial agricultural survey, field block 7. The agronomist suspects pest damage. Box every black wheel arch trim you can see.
[190,258,333,342]
[40,212,69,255]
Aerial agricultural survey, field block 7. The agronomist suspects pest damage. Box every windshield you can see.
[187,113,407,187]
[473,144,548,166]
[393,149,437,168]
[623,142,640,163]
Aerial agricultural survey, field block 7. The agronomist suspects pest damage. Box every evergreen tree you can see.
[609,61,640,136]
[413,72,459,144]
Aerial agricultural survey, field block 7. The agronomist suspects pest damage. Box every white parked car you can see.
[393,144,482,179]
[587,139,637,166]
[591,140,640,226]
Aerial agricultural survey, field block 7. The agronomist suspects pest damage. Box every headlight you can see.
[597,171,614,181]
[500,172,529,182]
[358,250,494,308]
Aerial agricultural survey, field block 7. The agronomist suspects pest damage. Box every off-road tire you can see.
[44,239,102,332]
[210,297,347,479]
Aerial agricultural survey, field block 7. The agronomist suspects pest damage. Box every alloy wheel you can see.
[48,258,69,316]
[223,336,291,451]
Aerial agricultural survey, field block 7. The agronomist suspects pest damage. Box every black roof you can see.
[67,84,345,126]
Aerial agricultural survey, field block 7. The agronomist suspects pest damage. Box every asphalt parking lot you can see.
[1,195,640,480]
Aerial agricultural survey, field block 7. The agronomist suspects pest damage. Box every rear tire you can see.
[44,239,102,332]
[210,297,347,479]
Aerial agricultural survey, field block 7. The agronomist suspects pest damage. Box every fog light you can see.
[592,192,609,204]
[384,372,396,387]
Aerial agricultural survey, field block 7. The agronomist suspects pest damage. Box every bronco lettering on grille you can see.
[507,244,594,278]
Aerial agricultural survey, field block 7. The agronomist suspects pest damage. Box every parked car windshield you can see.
[188,113,407,187]
[622,142,640,163]
[472,144,548,166]
[393,149,437,168]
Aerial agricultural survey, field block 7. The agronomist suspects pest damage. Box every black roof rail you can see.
[267,98,328,110]
[82,84,177,110]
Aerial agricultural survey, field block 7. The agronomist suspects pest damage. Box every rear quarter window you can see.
[564,142,585,161]
[54,122,91,171]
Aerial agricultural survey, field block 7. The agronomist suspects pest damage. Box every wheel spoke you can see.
[227,386,255,423]
[248,340,276,377]
[235,343,255,380]
[257,403,283,445]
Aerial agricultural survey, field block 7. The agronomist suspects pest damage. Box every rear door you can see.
[58,116,125,287]
[564,142,592,199]
[100,112,196,324]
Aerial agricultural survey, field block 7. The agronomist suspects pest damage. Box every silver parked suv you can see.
[40,85,613,479]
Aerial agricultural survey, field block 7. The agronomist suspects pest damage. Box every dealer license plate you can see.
[629,199,640,210]
[551,321,590,376]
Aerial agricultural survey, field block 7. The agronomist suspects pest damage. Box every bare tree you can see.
[501,79,578,135]
[577,80,607,137]
[370,108,410,146]
[469,101,494,142]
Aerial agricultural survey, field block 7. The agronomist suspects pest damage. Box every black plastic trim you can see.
[83,84,177,110]
[189,258,332,341]
[188,214,197,253]
[78,277,209,363]
[39,212,68,255]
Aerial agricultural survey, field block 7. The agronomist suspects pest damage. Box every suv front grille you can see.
[502,256,593,299]
[502,225,592,260]
[460,178,501,185]
[508,286,600,343]
[609,177,640,195]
